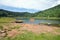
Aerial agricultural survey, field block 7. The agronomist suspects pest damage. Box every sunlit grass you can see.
[0,17,15,23]
[1,32,60,40]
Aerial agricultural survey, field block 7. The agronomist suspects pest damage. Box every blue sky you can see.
[0,0,60,13]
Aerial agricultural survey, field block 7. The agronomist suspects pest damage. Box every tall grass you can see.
[0,17,15,23]
[1,32,60,40]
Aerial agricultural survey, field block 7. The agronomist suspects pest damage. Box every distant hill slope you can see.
[0,9,32,17]
[0,5,60,17]
[34,5,60,17]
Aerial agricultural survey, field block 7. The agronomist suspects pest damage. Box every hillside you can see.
[34,5,60,17]
[0,9,32,17]
[0,5,60,17]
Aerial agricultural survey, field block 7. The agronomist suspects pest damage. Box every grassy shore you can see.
[14,17,60,20]
[33,17,60,20]
[0,17,15,23]
[0,17,60,20]
[0,17,60,40]
[1,32,60,40]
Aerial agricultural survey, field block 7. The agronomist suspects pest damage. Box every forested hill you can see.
[0,9,32,17]
[0,5,60,17]
[33,5,60,17]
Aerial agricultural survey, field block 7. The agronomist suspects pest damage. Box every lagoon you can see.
[16,18,60,24]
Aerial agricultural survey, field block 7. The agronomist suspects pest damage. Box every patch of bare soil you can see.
[19,24,60,34]
[1,23,60,37]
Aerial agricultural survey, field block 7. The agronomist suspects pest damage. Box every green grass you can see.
[0,17,15,23]
[1,32,60,40]
[0,25,3,30]
[12,33,60,40]
[15,17,60,20]
[33,17,60,20]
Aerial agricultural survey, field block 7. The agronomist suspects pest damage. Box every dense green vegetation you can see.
[0,9,32,17]
[33,5,60,17]
[0,5,60,18]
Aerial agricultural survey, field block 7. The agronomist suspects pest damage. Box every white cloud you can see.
[57,0,60,4]
[0,0,59,10]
